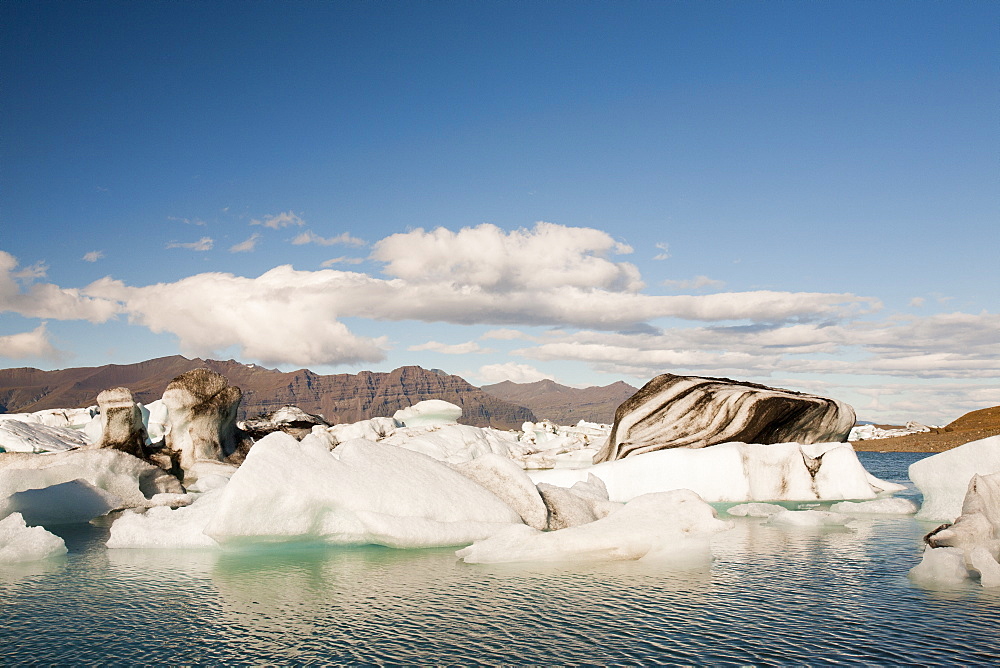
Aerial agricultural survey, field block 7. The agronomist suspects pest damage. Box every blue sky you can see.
[2,0,997,424]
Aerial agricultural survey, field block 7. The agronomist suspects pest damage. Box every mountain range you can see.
[0,356,637,429]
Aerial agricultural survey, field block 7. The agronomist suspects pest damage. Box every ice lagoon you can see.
[2,452,998,665]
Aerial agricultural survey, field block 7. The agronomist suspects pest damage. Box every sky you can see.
[1,0,997,425]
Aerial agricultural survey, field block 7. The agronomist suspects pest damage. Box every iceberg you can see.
[456,489,732,564]
[829,498,918,515]
[0,479,121,525]
[378,424,514,464]
[0,419,87,453]
[393,399,462,427]
[529,442,899,503]
[909,435,1000,522]
[107,490,220,549]
[0,512,67,562]
[202,432,523,549]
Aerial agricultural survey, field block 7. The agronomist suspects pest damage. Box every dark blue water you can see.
[2,452,998,665]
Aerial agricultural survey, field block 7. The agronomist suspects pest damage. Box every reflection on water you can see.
[2,452,999,664]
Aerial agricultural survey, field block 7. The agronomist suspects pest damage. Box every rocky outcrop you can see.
[240,405,330,440]
[93,387,148,459]
[162,369,248,473]
[482,379,637,425]
[0,357,535,430]
[595,374,856,463]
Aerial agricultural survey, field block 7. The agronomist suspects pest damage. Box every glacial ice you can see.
[908,547,971,587]
[726,503,786,517]
[0,449,183,524]
[451,453,548,530]
[326,417,398,444]
[107,490,221,549]
[456,489,732,564]
[0,419,87,453]
[528,442,897,503]
[0,479,121,525]
[202,432,523,549]
[909,435,1000,522]
[0,512,67,562]
[392,399,462,427]
[378,423,515,464]
[829,498,919,515]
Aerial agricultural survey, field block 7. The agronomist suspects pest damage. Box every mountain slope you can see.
[0,357,535,430]
[481,378,637,424]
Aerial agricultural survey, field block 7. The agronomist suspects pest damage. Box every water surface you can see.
[2,452,998,665]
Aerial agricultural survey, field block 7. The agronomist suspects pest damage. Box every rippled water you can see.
[2,452,999,665]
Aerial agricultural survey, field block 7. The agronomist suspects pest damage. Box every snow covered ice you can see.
[528,441,901,503]
[0,512,67,563]
[909,435,1000,522]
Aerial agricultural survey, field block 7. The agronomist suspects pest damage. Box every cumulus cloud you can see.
[371,222,643,292]
[662,275,725,291]
[291,230,366,247]
[229,233,261,253]
[251,211,305,229]
[82,251,105,262]
[477,362,555,385]
[653,242,671,261]
[12,261,48,281]
[166,237,214,251]
[0,251,119,322]
[407,340,491,354]
[0,323,63,361]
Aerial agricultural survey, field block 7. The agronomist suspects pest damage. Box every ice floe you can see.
[456,489,732,564]
[909,435,1000,522]
[0,512,67,562]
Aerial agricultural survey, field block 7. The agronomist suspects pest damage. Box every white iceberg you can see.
[378,423,514,464]
[456,489,732,564]
[392,399,462,427]
[909,435,1000,522]
[0,478,121,525]
[726,502,786,517]
[0,512,67,562]
[202,432,523,549]
[529,442,898,503]
[107,490,221,549]
[829,498,919,515]
[0,419,87,453]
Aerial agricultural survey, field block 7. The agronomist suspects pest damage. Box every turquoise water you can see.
[2,452,999,665]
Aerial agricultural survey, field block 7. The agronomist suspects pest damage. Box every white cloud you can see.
[82,251,105,263]
[407,340,491,354]
[653,242,671,261]
[909,297,925,308]
[251,211,305,229]
[662,275,725,291]
[481,328,530,341]
[0,251,119,322]
[166,237,214,251]
[229,233,261,253]
[12,261,48,281]
[320,256,365,267]
[0,323,63,361]
[371,222,643,292]
[291,230,366,247]
[477,362,554,385]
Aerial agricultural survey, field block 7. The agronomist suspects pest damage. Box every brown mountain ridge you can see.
[481,378,638,425]
[0,356,536,430]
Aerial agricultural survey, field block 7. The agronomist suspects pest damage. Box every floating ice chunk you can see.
[726,503,786,517]
[107,490,222,549]
[184,460,239,493]
[908,547,970,587]
[0,419,86,453]
[529,442,892,503]
[451,453,548,530]
[0,512,67,562]
[456,489,732,564]
[379,424,512,464]
[203,433,522,549]
[910,436,1000,522]
[144,400,169,444]
[327,417,397,444]
[393,400,462,427]
[829,498,919,515]
[969,547,1000,588]
[0,479,121,525]
[0,449,183,509]
[767,509,852,527]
